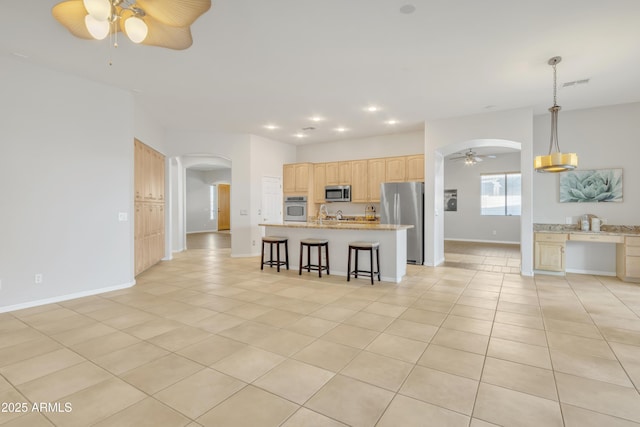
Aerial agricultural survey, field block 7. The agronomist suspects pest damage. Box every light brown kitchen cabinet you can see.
[283,163,313,194]
[294,163,311,192]
[283,164,296,193]
[325,161,352,185]
[325,162,339,185]
[313,163,326,203]
[534,233,567,272]
[406,154,425,181]
[617,236,640,283]
[351,160,368,202]
[385,157,406,182]
[134,139,165,276]
[367,158,386,202]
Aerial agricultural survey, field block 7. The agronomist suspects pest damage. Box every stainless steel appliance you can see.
[284,196,307,222]
[380,182,424,264]
[325,185,351,202]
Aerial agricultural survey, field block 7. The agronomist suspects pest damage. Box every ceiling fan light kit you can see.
[52,0,212,50]
[534,56,578,173]
[450,149,496,166]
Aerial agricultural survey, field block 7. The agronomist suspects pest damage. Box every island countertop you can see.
[259,221,414,231]
[260,222,412,282]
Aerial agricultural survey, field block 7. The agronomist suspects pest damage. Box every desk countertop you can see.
[534,223,640,236]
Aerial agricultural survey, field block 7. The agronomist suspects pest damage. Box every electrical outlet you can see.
[492,230,497,235]
[34,274,43,284]
[118,212,128,221]
[252,240,256,246]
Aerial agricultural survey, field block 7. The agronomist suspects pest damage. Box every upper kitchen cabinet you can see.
[313,163,326,203]
[326,161,352,186]
[385,157,406,182]
[283,162,313,194]
[405,154,425,181]
[367,158,386,202]
[351,160,368,202]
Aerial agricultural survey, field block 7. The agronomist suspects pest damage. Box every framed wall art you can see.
[444,189,458,211]
[559,168,622,203]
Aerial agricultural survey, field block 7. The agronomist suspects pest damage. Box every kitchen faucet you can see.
[318,204,329,223]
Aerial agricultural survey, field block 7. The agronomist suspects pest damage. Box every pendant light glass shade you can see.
[85,14,110,40]
[83,0,111,21]
[534,56,578,173]
[124,16,148,43]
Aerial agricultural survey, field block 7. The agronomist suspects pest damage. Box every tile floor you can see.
[1,243,640,426]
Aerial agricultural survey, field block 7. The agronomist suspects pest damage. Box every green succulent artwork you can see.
[559,169,623,203]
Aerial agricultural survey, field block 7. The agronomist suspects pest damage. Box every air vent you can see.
[302,127,315,131]
[562,79,590,88]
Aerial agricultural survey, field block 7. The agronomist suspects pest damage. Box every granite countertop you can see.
[534,223,640,236]
[260,221,413,231]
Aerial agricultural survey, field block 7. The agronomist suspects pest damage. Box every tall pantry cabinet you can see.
[134,139,165,275]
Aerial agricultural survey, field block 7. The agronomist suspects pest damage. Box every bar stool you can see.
[299,238,330,277]
[347,241,380,285]
[261,236,289,272]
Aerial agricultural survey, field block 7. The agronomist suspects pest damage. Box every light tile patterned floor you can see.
[1,245,640,426]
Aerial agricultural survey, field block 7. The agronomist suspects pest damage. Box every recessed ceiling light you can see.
[309,116,324,122]
[264,124,279,130]
[385,119,398,125]
[294,133,306,138]
[334,127,348,133]
[365,105,380,113]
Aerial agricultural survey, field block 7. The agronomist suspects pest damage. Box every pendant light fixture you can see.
[534,56,578,173]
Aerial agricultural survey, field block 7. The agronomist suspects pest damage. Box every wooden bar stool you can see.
[261,236,289,272]
[347,241,380,285]
[299,238,330,277]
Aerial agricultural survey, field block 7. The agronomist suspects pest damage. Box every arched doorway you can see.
[425,138,533,275]
[169,154,232,253]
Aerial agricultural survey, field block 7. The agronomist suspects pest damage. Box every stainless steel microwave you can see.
[325,185,351,202]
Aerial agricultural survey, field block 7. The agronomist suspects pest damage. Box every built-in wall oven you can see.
[284,196,307,222]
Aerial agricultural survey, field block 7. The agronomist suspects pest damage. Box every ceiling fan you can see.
[52,0,212,50]
[449,149,496,165]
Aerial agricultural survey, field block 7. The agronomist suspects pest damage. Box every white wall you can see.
[425,108,534,274]
[248,135,297,255]
[0,57,134,312]
[296,130,424,163]
[444,152,521,243]
[533,102,640,275]
[186,170,216,233]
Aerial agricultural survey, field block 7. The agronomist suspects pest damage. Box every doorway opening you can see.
[439,139,523,272]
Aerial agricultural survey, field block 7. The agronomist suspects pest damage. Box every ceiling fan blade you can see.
[52,0,93,39]
[138,15,194,50]
[136,0,212,27]
[474,157,484,162]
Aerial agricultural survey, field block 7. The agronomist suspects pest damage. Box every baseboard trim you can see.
[566,268,616,277]
[0,280,137,314]
[445,238,520,245]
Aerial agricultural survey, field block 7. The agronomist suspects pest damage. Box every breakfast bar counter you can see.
[259,221,414,283]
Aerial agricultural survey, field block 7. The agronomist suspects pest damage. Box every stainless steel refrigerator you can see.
[380,182,424,264]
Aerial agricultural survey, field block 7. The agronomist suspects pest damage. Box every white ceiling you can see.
[3,1,640,145]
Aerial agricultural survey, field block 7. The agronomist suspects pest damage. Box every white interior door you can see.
[262,176,283,225]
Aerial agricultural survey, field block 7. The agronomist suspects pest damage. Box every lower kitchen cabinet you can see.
[534,233,567,272]
[617,236,640,283]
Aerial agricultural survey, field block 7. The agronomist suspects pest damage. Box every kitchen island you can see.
[259,221,414,283]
